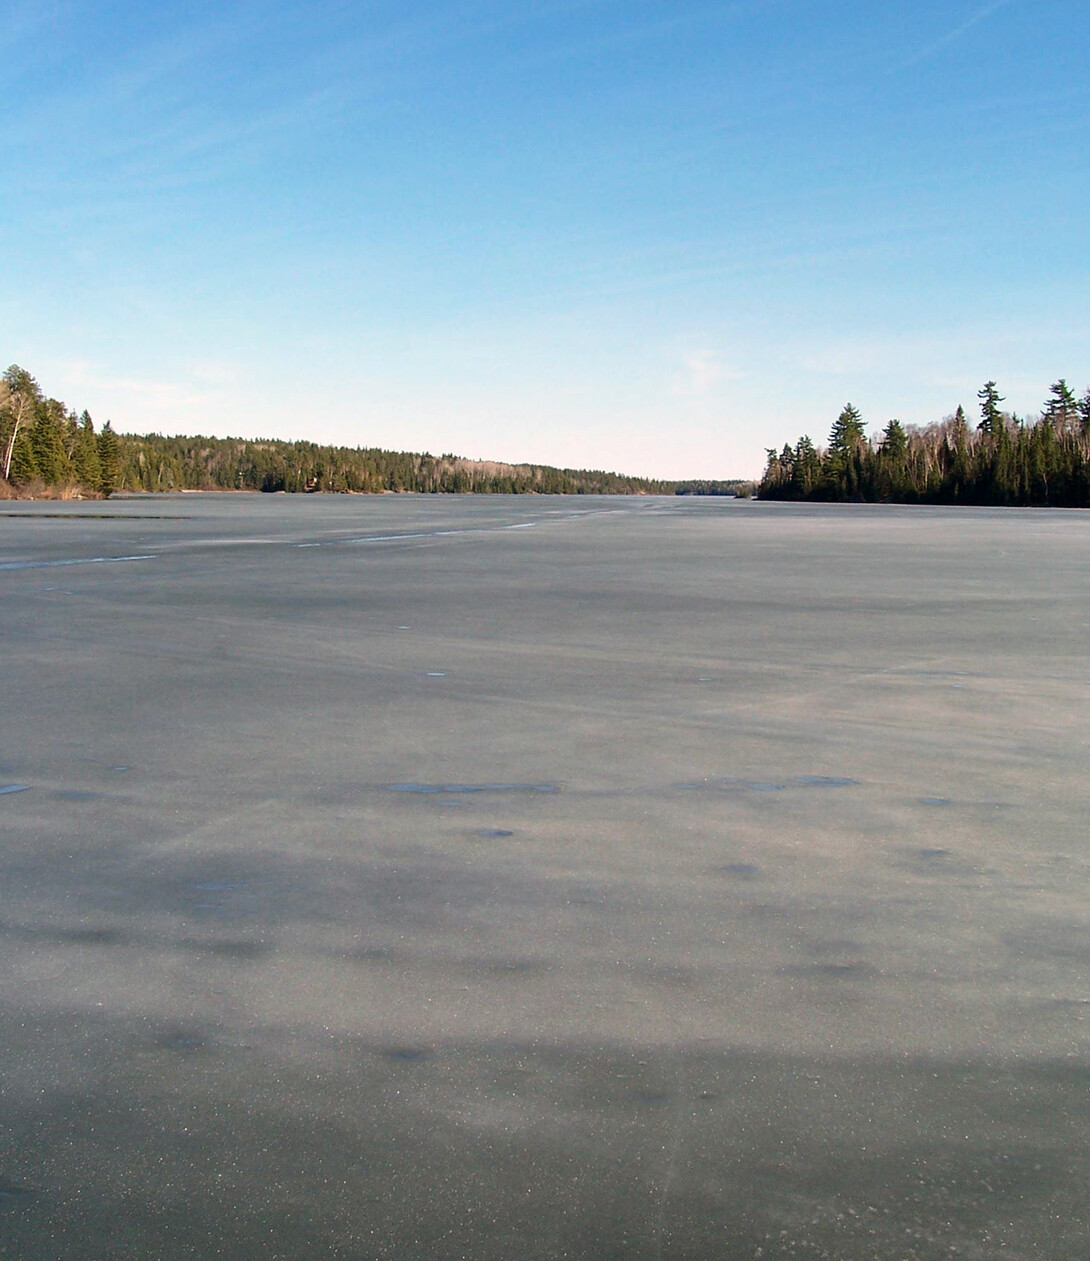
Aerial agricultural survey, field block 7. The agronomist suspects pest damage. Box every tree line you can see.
[1,365,120,496]
[0,364,673,497]
[758,380,1090,507]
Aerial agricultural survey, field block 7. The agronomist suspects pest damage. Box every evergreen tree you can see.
[8,426,39,482]
[759,381,1090,508]
[1043,379,1079,433]
[948,405,971,498]
[829,403,866,452]
[791,435,820,496]
[876,419,908,499]
[879,419,907,458]
[73,411,102,492]
[825,403,867,498]
[97,421,120,496]
[30,399,71,485]
[977,381,1004,434]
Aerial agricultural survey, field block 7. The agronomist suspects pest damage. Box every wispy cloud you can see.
[0,0,68,54]
[905,0,1016,65]
[61,362,210,412]
[671,349,743,397]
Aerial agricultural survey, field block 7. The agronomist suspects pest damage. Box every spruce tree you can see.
[949,406,971,497]
[97,421,120,496]
[879,419,907,458]
[877,419,908,499]
[30,399,70,486]
[826,404,867,498]
[791,435,820,496]
[8,427,39,482]
[74,411,102,492]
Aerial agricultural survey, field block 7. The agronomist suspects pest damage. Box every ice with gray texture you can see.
[1,494,1089,1259]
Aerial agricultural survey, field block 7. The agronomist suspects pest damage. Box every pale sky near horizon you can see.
[3,0,1087,479]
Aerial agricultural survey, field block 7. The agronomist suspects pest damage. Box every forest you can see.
[0,364,677,498]
[759,380,1090,507]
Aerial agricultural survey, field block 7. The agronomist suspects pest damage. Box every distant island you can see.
[760,380,1090,507]
[0,363,754,500]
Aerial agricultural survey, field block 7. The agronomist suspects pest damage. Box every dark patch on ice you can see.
[634,1090,672,1107]
[55,926,126,946]
[0,784,30,796]
[715,862,761,878]
[1001,931,1090,964]
[0,1178,37,1209]
[385,1046,429,1063]
[901,848,984,879]
[679,775,855,792]
[476,828,515,838]
[182,938,271,960]
[155,1028,208,1052]
[386,782,559,795]
[745,902,790,920]
[53,788,101,801]
[786,962,876,979]
[920,797,951,806]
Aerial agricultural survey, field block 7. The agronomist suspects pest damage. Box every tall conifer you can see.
[97,421,120,496]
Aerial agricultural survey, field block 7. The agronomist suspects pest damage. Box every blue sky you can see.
[3,0,1087,478]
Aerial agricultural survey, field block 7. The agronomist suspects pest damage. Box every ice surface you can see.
[2,494,1089,1258]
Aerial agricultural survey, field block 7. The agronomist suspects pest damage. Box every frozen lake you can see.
[2,494,1088,1258]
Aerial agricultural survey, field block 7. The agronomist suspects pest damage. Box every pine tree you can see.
[977,381,1004,434]
[1043,379,1079,433]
